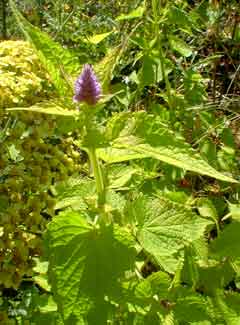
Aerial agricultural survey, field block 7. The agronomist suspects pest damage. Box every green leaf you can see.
[135,271,171,301]
[197,198,218,223]
[81,123,108,149]
[116,4,145,21]
[174,293,211,323]
[34,275,51,292]
[169,36,192,57]
[29,294,63,325]
[94,23,135,92]
[168,6,193,33]
[45,211,136,323]
[54,176,126,216]
[8,144,23,162]
[199,140,217,167]
[87,31,114,45]
[228,203,240,221]
[101,112,237,183]
[139,55,155,86]
[129,196,211,273]
[181,245,200,288]
[184,69,207,105]
[32,259,51,292]
[139,55,173,87]
[97,147,147,163]
[213,291,240,325]
[211,222,240,260]
[225,293,240,319]
[7,101,78,116]
[8,96,113,118]
[94,46,122,92]
[9,0,80,98]
[54,177,95,211]
[95,39,131,92]
[198,260,235,295]
[107,165,138,189]
[161,311,175,325]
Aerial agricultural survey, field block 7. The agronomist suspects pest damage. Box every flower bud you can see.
[73,64,101,105]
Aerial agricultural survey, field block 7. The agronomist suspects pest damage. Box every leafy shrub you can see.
[0,40,53,108]
[0,41,81,292]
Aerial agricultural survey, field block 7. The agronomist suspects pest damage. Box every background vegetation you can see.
[0,0,240,324]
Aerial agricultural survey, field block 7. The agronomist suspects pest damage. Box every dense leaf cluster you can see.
[0,41,82,297]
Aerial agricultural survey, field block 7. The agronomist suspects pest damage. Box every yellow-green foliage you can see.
[0,40,53,108]
[0,41,80,290]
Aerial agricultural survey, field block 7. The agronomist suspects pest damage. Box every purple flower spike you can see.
[73,64,101,105]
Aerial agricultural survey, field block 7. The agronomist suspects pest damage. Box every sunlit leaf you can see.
[7,101,78,116]
[10,0,80,98]
[211,222,240,260]
[116,5,145,21]
[174,292,211,323]
[101,112,238,183]
[169,36,193,57]
[97,147,147,163]
[168,6,193,33]
[129,195,211,272]
[45,211,136,323]
[87,31,114,45]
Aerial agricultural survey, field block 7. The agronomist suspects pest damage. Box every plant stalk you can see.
[159,43,173,110]
[152,0,173,110]
[88,147,105,208]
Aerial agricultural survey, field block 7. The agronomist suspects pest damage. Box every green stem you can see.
[88,147,105,207]
[159,43,173,110]
[152,0,173,111]
[83,107,111,224]
[215,218,220,237]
